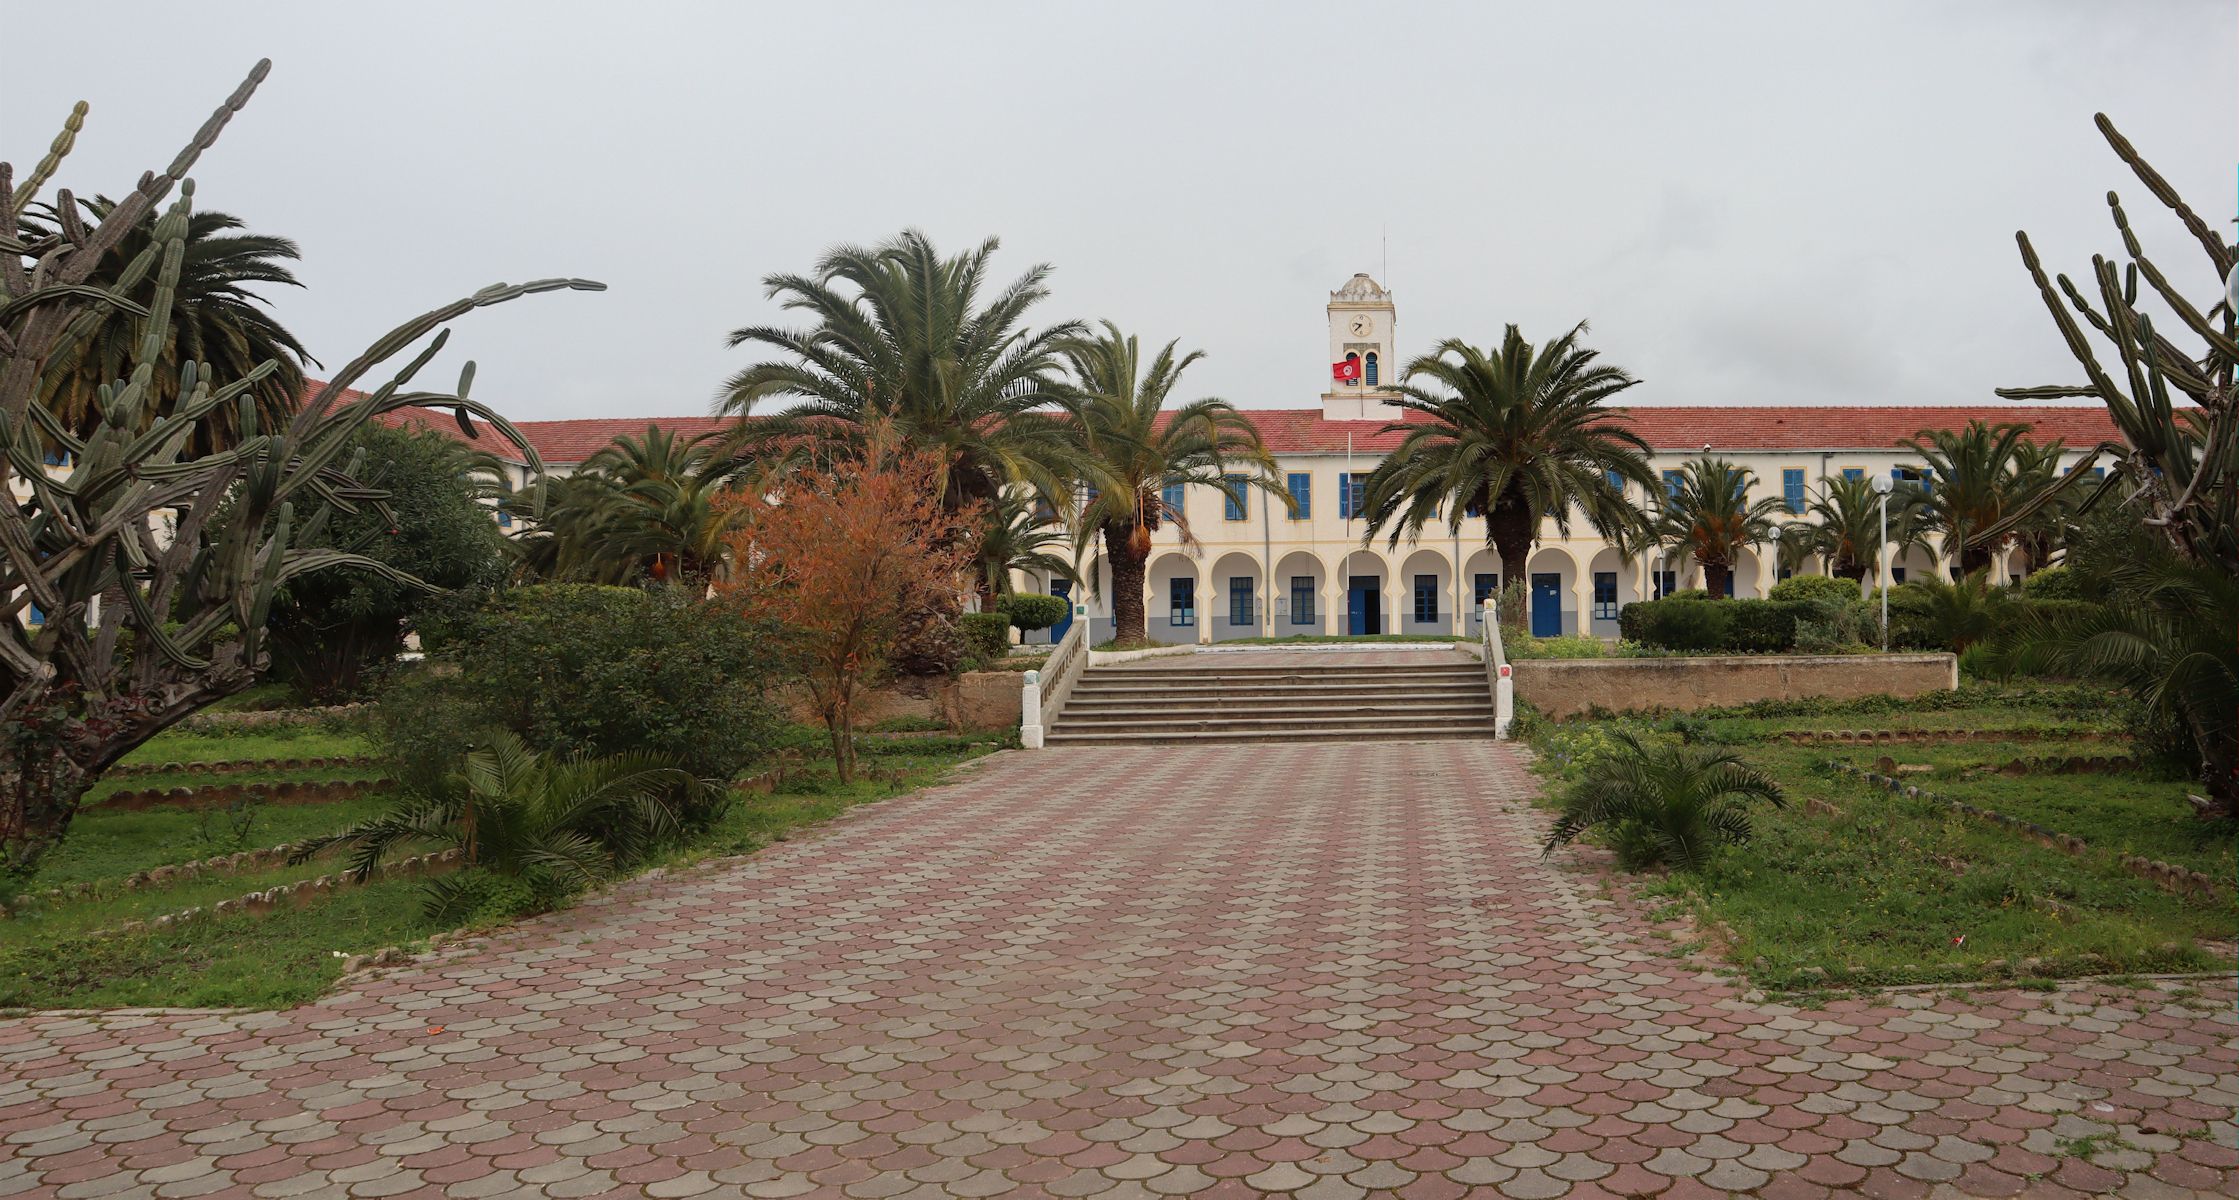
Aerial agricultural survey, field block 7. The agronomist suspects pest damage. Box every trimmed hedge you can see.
[1767,574,1858,605]
[996,592,1068,634]
[1618,596,1823,653]
[957,612,1013,665]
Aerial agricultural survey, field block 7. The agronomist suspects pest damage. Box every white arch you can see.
[1584,545,1633,637]
[1336,549,1392,636]
[1207,551,1265,642]
[1525,546,1581,638]
[1145,552,1202,645]
[1272,550,1328,636]
[1397,547,1455,635]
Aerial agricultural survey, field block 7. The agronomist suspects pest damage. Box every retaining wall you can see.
[1513,653,1957,718]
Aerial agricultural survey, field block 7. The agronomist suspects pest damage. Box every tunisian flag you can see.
[1331,358,1361,382]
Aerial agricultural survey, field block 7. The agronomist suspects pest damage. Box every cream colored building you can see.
[1011,274,2116,646]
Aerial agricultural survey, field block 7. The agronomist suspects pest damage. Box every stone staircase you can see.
[1045,655,1495,746]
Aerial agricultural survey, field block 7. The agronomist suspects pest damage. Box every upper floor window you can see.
[1604,469,1624,494]
[1364,352,1379,387]
[1344,352,1361,385]
[1841,467,1864,481]
[1662,470,1684,499]
[1286,472,1311,520]
[1336,472,1367,519]
[1222,475,1248,521]
[1782,468,1805,514]
[1161,481,1184,518]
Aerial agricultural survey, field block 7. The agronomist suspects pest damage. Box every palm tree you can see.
[511,426,744,585]
[976,491,1078,601]
[1355,323,1653,632]
[1652,457,1787,599]
[1901,420,2051,576]
[1050,322,1285,644]
[718,229,1082,518]
[1543,730,1785,872]
[2006,438,2072,574]
[32,197,312,453]
[293,731,711,919]
[1777,473,1924,586]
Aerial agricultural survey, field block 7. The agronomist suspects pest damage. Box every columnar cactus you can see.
[0,60,601,881]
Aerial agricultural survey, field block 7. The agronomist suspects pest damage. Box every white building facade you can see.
[1013,274,2116,646]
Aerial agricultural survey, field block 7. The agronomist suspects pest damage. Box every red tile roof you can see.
[323,380,2124,463]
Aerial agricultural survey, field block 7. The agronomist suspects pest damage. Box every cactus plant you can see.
[0,60,602,882]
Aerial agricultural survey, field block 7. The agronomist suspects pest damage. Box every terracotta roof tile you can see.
[321,380,2122,463]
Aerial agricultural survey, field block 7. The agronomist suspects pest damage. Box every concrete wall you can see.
[1513,653,1957,719]
[784,671,1024,732]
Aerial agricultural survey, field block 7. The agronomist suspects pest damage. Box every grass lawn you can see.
[25,792,400,891]
[1523,687,2235,993]
[0,728,1003,1012]
[116,724,376,765]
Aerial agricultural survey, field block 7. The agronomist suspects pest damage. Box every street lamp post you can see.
[1871,473,1894,652]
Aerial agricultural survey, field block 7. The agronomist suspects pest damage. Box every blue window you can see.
[1662,470,1683,499]
[1169,577,1195,627]
[497,509,513,530]
[26,603,45,626]
[1722,570,1736,597]
[1783,468,1805,514]
[1228,577,1253,627]
[1842,467,1864,481]
[1604,469,1624,493]
[1364,352,1379,387]
[1593,572,1619,621]
[1473,573,1500,606]
[1161,481,1183,517]
[1653,569,1678,598]
[1413,575,1439,623]
[1082,484,1100,510]
[1777,565,1793,581]
[1337,472,1365,519]
[41,449,70,467]
[1222,475,1247,521]
[1290,576,1316,624]
[2091,466,2105,479]
[1286,472,1311,519]
[1892,567,1907,584]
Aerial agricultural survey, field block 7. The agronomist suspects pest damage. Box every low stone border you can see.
[1828,760,2224,901]
[108,754,387,779]
[32,842,324,905]
[1781,726,2111,745]
[86,848,463,940]
[95,777,393,812]
[177,704,364,731]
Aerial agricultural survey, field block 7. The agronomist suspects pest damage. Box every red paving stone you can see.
[1,742,2233,1197]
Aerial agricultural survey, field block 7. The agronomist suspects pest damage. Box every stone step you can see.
[1050,712,1492,736]
[1056,698,1495,716]
[1044,725,1492,746]
[1067,681,1491,702]
[1087,663,1482,680]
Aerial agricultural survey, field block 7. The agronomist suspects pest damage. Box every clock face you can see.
[1350,316,1372,336]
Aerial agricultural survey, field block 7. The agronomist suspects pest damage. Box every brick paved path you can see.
[3,743,2233,1198]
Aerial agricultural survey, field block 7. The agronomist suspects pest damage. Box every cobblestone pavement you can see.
[2,742,2233,1198]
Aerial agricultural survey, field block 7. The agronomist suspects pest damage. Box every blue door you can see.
[1530,573,1563,637]
[1048,579,1072,644]
[1347,576,1382,635]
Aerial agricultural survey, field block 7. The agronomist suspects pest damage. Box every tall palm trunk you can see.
[1102,522,1149,644]
[1703,559,1733,599]
[1486,496,1536,629]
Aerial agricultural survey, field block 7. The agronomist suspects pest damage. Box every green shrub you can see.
[1542,730,1785,871]
[2022,565,2081,599]
[1507,634,1605,660]
[957,612,1013,666]
[1619,598,1733,651]
[995,593,1069,634]
[1663,588,1712,602]
[1727,599,1817,653]
[1767,574,1858,605]
[372,584,784,792]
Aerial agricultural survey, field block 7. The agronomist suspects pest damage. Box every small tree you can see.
[1652,457,1786,599]
[268,424,512,702]
[718,434,976,781]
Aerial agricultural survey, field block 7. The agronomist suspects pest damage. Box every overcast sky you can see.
[4,1,2228,419]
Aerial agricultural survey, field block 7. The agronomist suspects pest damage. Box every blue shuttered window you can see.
[1783,468,1805,514]
[1364,352,1379,387]
[1412,575,1438,623]
[1592,572,1618,620]
[1338,472,1367,519]
[1286,472,1311,519]
[1228,577,1253,627]
[1169,578,1195,627]
[1662,470,1683,499]
[1222,474,1247,521]
[1841,467,1864,481]
[1290,577,1316,624]
[1160,482,1183,517]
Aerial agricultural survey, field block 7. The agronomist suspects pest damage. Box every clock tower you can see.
[1323,273,1401,420]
